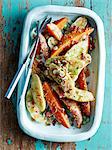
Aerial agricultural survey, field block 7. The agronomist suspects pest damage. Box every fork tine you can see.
[40,17,52,32]
[39,15,48,30]
[36,21,39,33]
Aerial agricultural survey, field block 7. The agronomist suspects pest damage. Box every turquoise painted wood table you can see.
[0,0,112,149]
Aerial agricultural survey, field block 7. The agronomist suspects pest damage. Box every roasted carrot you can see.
[44,18,68,41]
[77,69,91,116]
[51,27,94,57]
[77,69,88,90]
[54,17,68,30]
[47,23,63,41]
[43,82,70,128]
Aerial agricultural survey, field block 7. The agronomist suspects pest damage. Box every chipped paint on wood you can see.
[60,143,76,150]
[75,0,84,7]
[26,0,30,10]
[35,140,45,150]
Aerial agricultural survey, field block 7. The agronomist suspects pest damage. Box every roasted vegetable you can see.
[52,83,95,102]
[65,35,89,60]
[38,33,49,59]
[81,102,90,116]
[77,69,87,89]
[32,58,40,74]
[48,37,58,50]
[47,23,63,41]
[43,82,70,128]
[26,89,45,122]
[26,16,95,128]
[72,87,94,102]
[67,54,91,81]
[70,17,90,116]
[51,27,94,57]
[46,38,91,85]
[77,69,91,116]
[71,17,87,30]
[31,74,46,112]
[54,17,68,30]
[62,99,82,128]
[46,58,74,93]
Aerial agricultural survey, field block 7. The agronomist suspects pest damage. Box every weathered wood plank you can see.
[0,0,44,149]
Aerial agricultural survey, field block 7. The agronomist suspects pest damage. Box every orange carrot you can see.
[51,27,94,57]
[77,69,91,116]
[77,69,88,90]
[47,23,63,41]
[54,17,68,30]
[43,82,70,128]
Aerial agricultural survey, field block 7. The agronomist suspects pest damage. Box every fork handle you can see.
[18,68,32,105]
[5,63,27,99]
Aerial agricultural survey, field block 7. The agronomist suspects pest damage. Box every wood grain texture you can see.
[0,0,112,150]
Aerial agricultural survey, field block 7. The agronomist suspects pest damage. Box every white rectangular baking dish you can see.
[17,5,105,142]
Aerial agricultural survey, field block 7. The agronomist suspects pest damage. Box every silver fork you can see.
[5,16,52,100]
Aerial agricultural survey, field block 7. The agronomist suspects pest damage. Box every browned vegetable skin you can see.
[38,33,49,59]
[32,58,40,74]
[43,82,70,128]
[32,33,49,74]
[62,99,82,128]
[77,69,91,116]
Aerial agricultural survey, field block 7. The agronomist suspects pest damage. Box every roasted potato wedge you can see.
[26,89,45,122]
[31,74,46,112]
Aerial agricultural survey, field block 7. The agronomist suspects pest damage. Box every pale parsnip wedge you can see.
[26,89,45,122]
[52,83,95,102]
[65,36,89,60]
[46,51,91,84]
[65,87,95,102]
[68,54,91,81]
[46,61,74,93]
[31,74,46,112]
[71,17,87,30]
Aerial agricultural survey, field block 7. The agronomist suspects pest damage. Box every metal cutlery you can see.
[5,16,52,100]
